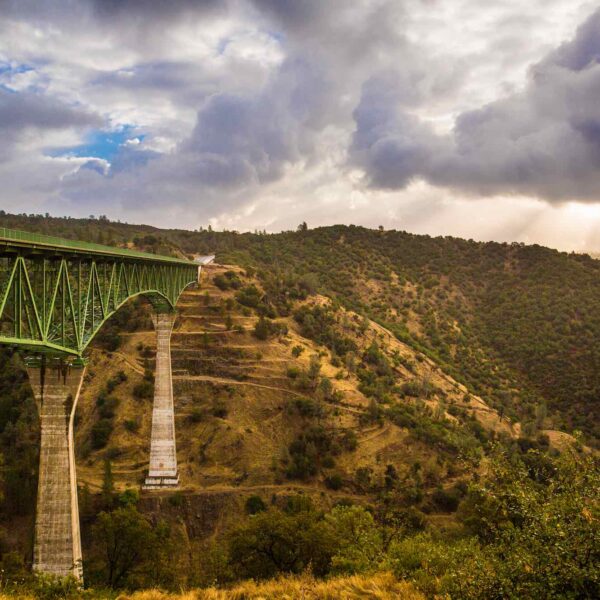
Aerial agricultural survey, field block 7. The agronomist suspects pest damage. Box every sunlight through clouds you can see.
[0,0,599,251]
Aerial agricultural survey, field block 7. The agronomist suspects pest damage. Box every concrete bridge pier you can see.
[144,311,179,488]
[27,359,85,581]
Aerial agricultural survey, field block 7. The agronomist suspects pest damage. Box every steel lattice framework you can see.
[0,228,197,357]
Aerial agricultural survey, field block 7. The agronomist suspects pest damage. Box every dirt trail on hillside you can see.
[359,422,393,444]
[110,351,146,375]
[173,374,365,415]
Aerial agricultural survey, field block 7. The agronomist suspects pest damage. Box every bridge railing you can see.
[0,227,192,264]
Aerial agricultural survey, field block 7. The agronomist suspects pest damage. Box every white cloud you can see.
[0,0,599,251]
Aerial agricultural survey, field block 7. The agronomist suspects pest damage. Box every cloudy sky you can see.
[1,0,600,251]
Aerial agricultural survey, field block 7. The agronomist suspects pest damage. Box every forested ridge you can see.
[2,212,597,442]
[217,225,600,443]
[0,212,598,599]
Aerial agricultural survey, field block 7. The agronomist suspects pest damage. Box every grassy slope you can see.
[216,226,600,442]
[73,263,522,554]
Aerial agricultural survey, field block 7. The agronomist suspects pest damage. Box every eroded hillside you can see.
[74,263,529,545]
[3,214,599,444]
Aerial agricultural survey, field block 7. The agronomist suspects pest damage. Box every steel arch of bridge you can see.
[0,228,197,357]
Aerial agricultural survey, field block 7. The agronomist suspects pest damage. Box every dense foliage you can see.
[167,449,600,597]
[1,449,588,598]
[0,350,38,525]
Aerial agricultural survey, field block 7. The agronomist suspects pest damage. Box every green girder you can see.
[0,228,198,357]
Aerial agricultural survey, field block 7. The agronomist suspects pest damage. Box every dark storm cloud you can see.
[0,88,101,160]
[350,74,439,188]
[1,0,224,23]
[163,1,411,191]
[350,8,600,202]
[545,9,600,71]
[0,89,98,130]
[172,55,329,186]
[90,0,221,18]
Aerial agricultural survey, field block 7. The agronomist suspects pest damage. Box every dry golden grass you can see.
[76,261,502,497]
[0,574,423,599]
[115,573,424,600]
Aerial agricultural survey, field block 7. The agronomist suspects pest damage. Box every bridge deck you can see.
[0,227,191,265]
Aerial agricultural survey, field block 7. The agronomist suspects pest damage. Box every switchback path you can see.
[173,374,366,416]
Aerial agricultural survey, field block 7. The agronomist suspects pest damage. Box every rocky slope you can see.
[74,263,528,546]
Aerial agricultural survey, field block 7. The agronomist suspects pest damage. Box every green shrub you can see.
[236,285,262,308]
[321,455,336,469]
[212,399,228,418]
[286,426,334,480]
[286,366,300,379]
[188,408,206,423]
[293,305,357,356]
[91,418,113,449]
[400,378,437,398]
[98,395,119,419]
[214,271,242,290]
[253,316,272,340]
[118,488,140,507]
[431,486,460,512]
[168,491,185,507]
[133,380,154,400]
[341,430,358,451]
[325,474,343,490]
[245,495,267,514]
[289,397,320,417]
[123,419,140,433]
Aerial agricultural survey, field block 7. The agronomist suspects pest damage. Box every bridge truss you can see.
[0,228,198,357]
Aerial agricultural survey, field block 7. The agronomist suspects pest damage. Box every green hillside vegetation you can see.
[2,213,597,442]
[217,226,600,444]
[0,213,598,598]
[1,448,597,598]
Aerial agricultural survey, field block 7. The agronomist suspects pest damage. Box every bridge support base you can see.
[144,312,179,489]
[27,361,85,581]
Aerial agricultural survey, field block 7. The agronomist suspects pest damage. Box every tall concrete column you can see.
[144,311,179,488]
[27,360,85,581]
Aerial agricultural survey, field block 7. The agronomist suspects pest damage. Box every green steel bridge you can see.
[0,227,198,357]
[0,227,202,580]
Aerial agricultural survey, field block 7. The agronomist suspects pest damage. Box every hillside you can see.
[2,213,599,444]
[0,214,598,598]
[74,263,512,533]
[0,258,521,588]
[216,227,600,444]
